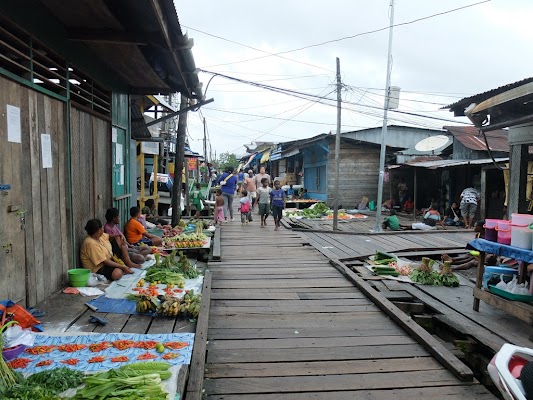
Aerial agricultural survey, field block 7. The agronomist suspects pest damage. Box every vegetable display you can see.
[72,361,171,400]
[433,261,460,287]
[410,257,460,287]
[159,290,202,318]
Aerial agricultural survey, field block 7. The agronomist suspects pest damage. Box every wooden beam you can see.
[472,81,533,115]
[150,0,191,98]
[68,30,157,45]
[185,271,212,400]
[329,259,474,381]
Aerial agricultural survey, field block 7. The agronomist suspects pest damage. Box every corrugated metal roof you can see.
[443,126,509,152]
[405,157,508,169]
[444,77,533,115]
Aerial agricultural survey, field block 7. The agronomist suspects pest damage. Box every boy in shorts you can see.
[257,178,272,227]
[270,180,286,231]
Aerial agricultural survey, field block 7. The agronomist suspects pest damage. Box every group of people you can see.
[213,165,286,231]
[80,206,164,282]
[382,186,481,231]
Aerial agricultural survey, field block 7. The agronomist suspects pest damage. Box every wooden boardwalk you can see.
[203,220,495,399]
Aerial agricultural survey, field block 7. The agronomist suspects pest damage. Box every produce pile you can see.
[129,289,202,318]
[410,257,459,287]
[284,202,330,219]
[371,251,411,277]
[162,222,208,249]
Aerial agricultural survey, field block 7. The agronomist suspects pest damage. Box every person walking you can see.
[238,190,252,225]
[217,167,238,222]
[191,182,205,219]
[460,187,480,229]
[257,178,272,227]
[254,165,271,189]
[214,189,225,225]
[243,170,257,210]
[270,180,286,231]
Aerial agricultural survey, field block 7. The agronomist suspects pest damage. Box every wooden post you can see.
[508,144,529,215]
[413,167,417,221]
[480,167,487,220]
[332,57,342,231]
[171,95,188,226]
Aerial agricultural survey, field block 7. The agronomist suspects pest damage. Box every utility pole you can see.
[203,117,208,182]
[374,0,395,232]
[171,94,188,226]
[332,57,342,231]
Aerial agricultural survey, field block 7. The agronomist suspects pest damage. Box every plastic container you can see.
[484,225,498,242]
[496,221,511,245]
[148,228,164,237]
[511,224,532,249]
[489,285,533,302]
[483,266,519,289]
[68,268,90,287]
[511,213,533,226]
[485,219,501,229]
[2,344,27,360]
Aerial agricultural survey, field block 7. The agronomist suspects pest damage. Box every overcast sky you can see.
[174,0,533,158]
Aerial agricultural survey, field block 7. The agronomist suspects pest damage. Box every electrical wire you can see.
[197,1,490,69]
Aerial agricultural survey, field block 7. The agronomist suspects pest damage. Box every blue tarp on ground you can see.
[86,296,140,315]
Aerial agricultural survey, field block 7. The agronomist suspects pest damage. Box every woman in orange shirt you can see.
[124,206,163,246]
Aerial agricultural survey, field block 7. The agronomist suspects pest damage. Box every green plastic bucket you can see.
[148,228,164,237]
[68,269,90,287]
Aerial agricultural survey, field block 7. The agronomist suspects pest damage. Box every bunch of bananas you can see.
[183,290,202,318]
[159,296,182,317]
[136,295,158,313]
[112,254,125,266]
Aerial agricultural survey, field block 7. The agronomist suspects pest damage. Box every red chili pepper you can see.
[61,358,79,365]
[111,355,129,363]
[164,341,188,350]
[88,356,106,363]
[162,353,180,360]
[26,345,56,355]
[137,352,157,360]
[7,358,31,369]
[36,360,53,367]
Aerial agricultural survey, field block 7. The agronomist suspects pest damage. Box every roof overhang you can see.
[39,0,203,98]
[402,157,508,169]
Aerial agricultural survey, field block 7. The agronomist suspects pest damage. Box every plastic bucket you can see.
[511,224,532,249]
[482,266,519,289]
[484,226,498,242]
[68,268,90,287]
[496,222,511,245]
[485,219,501,229]
[511,213,533,226]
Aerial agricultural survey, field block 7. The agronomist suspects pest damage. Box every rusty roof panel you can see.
[443,126,509,152]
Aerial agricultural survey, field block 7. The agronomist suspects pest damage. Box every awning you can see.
[400,157,509,170]
[260,150,271,163]
[242,153,257,169]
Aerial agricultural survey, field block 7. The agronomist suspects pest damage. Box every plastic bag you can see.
[87,273,99,287]
[3,324,35,348]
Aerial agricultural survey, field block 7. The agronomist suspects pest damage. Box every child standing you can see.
[191,182,205,219]
[214,189,225,225]
[270,180,286,231]
[257,178,272,227]
[238,190,252,225]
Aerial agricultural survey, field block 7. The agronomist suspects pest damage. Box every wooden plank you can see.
[207,323,405,340]
[209,304,380,314]
[206,343,428,363]
[473,287,533,324]
[210,299,372,307]
[211,272,341,280]
[296,292,367,300]
[205,356,443,378]
[147,316,176,334]
[207,335,415,350]
[120,315,153,334]
[208,267,336,274]
[203,369,469,394]
[212,278,355,289]
[185,270,212,400]
[211,290,300,300]
[208,313,388,329]
[93,313,129,333]
[330,259,474,381]
[212,226,221,260]
[204,385,494,400]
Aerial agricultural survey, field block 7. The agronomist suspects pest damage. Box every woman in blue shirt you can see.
[217,167,238,221]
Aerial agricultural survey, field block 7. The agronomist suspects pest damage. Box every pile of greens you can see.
[1,367,84,400]
[410,257,460,287]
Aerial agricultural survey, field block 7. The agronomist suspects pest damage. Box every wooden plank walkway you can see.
[203,220,495,399]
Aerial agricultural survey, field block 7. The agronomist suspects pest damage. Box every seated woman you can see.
[423,205,441,227]
[403,197,414,213]
[442,202,464,227]
[104,208,151,264]
[141,199,163,225]
[80,219,134,281]
[124,206,163,247]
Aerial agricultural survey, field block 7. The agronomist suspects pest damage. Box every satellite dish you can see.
[415,135,451,152]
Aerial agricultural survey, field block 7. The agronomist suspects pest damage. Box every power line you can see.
[198,1,490,69]
[209,73,331,86]
[182,25,333,72]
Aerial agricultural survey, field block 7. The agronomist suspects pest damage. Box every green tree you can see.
[216,152,239,170]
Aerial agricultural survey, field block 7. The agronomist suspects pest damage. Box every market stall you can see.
[468,238,533,340]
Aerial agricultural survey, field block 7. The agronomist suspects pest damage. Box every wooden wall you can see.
[70,106,112,265]
[327,143,389,209]
[0,75,70,306]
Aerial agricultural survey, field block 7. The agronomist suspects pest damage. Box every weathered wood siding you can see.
[327,143,390,209]
[70,106,112,265]
[0,75,69,306]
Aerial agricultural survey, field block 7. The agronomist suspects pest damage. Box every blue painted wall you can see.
[302,140,329,201]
